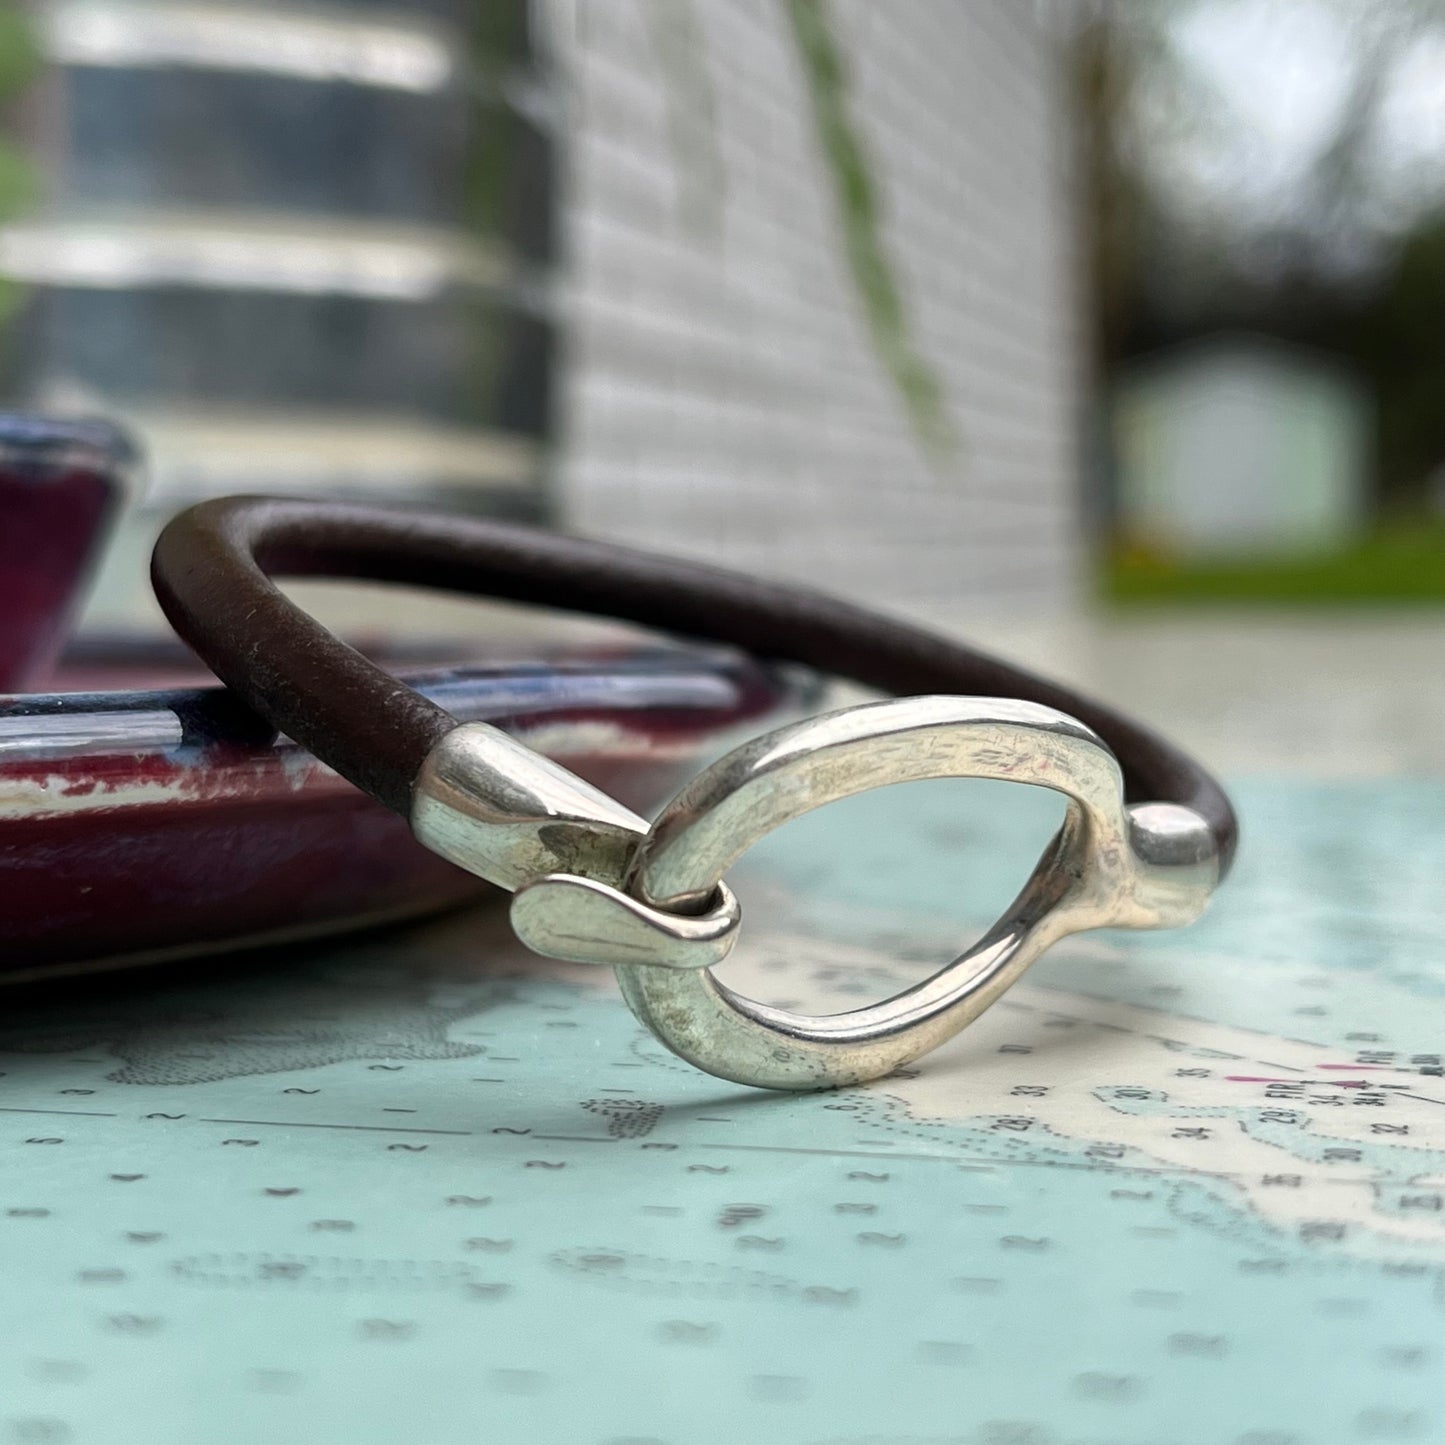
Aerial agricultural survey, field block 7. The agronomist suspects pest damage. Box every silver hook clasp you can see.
[411,721,741,970]
[412,699,1221,1091]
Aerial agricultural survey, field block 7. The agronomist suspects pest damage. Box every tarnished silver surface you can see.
[412,698,1221,1091]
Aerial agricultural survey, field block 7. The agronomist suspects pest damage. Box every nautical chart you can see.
[1,778,1441,1445]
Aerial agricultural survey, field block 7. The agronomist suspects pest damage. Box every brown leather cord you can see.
[151,497,1237,876]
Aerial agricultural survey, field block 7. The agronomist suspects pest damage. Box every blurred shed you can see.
[1113,335,1371,560]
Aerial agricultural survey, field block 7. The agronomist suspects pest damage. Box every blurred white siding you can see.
[545,0,1083,609]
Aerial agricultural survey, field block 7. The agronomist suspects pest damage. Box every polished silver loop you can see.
[413,698,1221,1092]
[613,696,1217,1089]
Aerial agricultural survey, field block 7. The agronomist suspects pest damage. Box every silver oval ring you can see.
[607,696,1220,1090]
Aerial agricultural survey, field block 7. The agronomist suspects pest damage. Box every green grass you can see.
[1105,523,1445,605]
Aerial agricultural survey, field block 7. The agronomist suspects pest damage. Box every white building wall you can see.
[545,0,1083,610]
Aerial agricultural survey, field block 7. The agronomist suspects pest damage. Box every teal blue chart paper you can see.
[1,778,1442,1445]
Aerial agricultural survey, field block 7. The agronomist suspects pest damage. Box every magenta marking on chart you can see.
[1224,1075,1370,1088]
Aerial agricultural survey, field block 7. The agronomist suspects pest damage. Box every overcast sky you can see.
[1136,0,1445,249]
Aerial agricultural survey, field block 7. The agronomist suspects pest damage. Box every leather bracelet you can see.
[152,496,1235,1091]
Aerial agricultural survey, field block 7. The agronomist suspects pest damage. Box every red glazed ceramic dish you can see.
[0,413,815,980]
[0,647,809,980]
